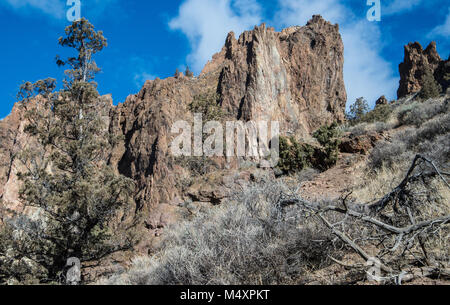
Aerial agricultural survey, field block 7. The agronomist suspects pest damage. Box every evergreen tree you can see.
[419,69,442,100]
[0,18,135,284]
[348,97,369,121]
[312,122,341,170]
[185,66,194,78]
[174,68,180,78]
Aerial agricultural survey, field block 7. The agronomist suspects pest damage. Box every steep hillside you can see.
[1,15,448,285]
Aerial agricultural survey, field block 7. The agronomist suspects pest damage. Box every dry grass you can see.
[367,96,449,172]
[99,181,337,285]
[345,95,449,273]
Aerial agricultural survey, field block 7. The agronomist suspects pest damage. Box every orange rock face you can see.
[205,16,347,135]
[339,132,384,155]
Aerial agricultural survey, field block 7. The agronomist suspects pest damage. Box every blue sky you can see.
[0,0,449,120]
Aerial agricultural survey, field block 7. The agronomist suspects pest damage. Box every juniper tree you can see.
[312,122,341,170]
[0,19,135,284]
[419,69,442,100]
[185,66,194,78]
[348,97,369,121]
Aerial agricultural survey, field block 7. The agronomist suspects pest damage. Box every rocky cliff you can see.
[203,15,347,132]
[108,15,347,227]
[0,15,347,255]
[398,41,449,98]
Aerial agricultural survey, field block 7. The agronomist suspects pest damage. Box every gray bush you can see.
[369,110,449,170]
[369,141,412,170]
[415,113,450,142]
[101,181,335,285]
[397,99,448,127]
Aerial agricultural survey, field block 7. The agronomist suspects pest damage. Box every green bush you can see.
[312,122,341,170]
[278,136,314,174]
[347,98,393,126]
[363,104,392,123]
[175,156,218,177]
[278,123,342,174]
[419,69,442,100]
[189,91,224,121]
[313,122,340,146]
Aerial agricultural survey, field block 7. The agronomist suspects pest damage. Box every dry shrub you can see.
[369,106,449,171]
[414,113,450,144]
[345,121,392,137]
[369,140,414,170]
[100,181,336,285]
[397,99,448,127]
[345,122,368,136]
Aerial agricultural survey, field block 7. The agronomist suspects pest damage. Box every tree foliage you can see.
[0,19,135,284]
[278,137,314,174]
[185,66,194,78]
[189,91,224,121]
[347,97,392,125]
[348,97,369,121]
[312,122,341,170]
[419,69,442,100]
[278,123,342,175]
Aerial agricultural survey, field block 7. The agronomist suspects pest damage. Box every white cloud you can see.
[274,0,398,107]
[429,8,450,38]
[169,0,262,73]
[383,0,423,15]
[341,21,398,107]
[3,0,66,18]
[133,72,156,89]
[171,0,398,108]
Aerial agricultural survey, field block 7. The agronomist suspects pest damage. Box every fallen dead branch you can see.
[277,154,450,284]
[369,154,450,213]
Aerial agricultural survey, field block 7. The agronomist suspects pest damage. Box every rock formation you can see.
[397,41,449,98]
[339,132,384,155]
[435,55,450,93]
[0,15,347,266]
[375,95,388,106]
[203,16,347,135]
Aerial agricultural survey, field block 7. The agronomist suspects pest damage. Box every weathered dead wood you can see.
[369,154,449,212]
[318,213,394,273]
[328,256,364,269]
[287,199,450,236]
[278,154,450,284]
[395,267,450,284]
